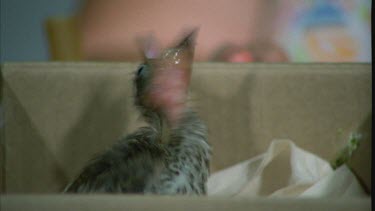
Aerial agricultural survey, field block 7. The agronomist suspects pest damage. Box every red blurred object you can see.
[227,51,254,63]
[211,45,254,63]
[211,40,288,63]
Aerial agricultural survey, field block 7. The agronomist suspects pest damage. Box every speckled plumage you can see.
[64,29,211,195]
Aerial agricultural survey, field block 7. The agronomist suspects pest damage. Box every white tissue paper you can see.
[207,139,366,198]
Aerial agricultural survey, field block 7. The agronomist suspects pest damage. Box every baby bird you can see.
[64,29,211,195]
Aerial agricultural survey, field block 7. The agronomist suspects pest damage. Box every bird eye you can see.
[137,64,145,76]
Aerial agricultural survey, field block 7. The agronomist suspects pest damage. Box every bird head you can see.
[134,29,197,127]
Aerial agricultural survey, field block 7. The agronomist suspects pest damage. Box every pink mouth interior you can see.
[146,62,191,126]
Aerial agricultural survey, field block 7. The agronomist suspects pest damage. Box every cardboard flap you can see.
[1,62,371,193]
[1,195,371,211]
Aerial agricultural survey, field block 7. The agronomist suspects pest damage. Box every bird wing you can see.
[64,129,166,193]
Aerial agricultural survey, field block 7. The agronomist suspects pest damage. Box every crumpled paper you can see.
[207,140,366,198]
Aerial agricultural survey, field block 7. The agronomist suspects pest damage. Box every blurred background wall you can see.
[0,0,371,63]
[0,0,81,62]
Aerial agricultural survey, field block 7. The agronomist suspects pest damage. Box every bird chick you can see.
[64,29,211,195]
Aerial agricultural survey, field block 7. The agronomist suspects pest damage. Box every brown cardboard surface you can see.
[0,63,371,196]
[0,195,371,211]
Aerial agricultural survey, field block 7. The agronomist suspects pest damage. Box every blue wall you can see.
[1,0,80,62]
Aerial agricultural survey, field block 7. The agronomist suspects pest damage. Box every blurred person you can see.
[77,0,284,62]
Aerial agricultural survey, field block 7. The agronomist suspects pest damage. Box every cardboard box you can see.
[0,62,371,210]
